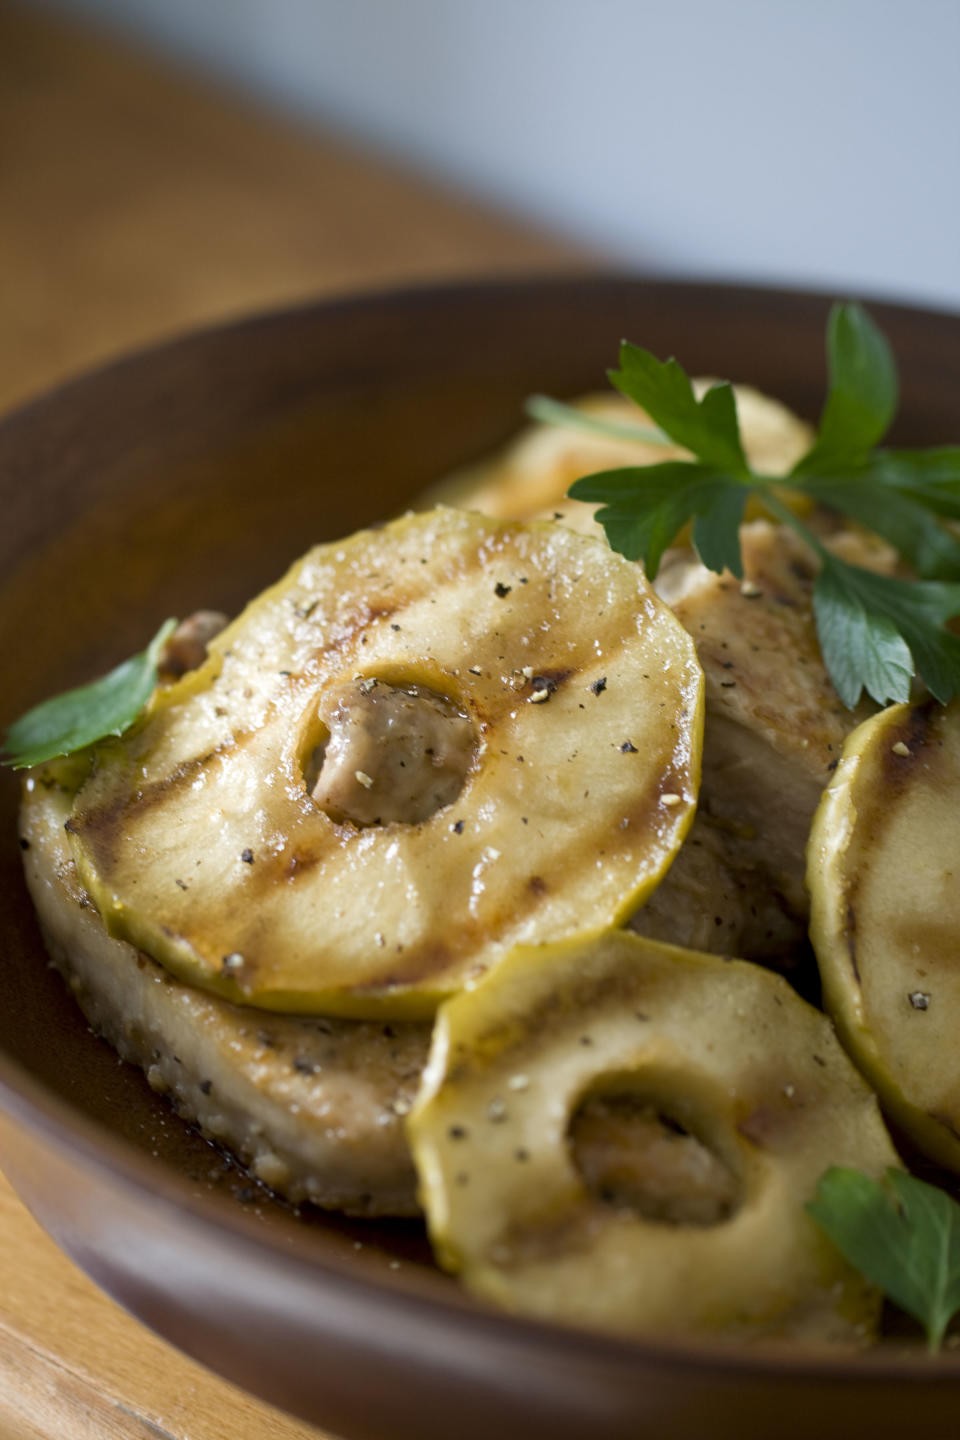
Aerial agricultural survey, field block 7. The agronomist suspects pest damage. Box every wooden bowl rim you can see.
[2,273,959,1391]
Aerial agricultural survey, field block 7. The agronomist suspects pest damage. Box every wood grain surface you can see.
[0,4,587,1436]
[0,2,585,417]
[0,1170,329,1440]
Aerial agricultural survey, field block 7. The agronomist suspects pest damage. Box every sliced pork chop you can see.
[24,780,769,1218]
[654,521,891,926]
[20,778,428,1217]
[628,808,801,959]
[16,516,885,1219]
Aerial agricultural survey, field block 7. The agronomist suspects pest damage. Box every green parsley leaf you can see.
[610,343,749,475]
[547,299,960,708]
[569,464,746,579]
[808,1166,960,1352]
[2,618,177,769]
[873,447,960,521]
[690,485,749,577]
[793,302,898,476]
[813,560,916,707]
[814,557,960,706]
[802,474,960,581]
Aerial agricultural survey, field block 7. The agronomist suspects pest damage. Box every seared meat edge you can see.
[20,779,428,1217]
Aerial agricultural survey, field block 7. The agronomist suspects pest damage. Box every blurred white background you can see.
[34,0,960,308]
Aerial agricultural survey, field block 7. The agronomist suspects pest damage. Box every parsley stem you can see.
[525,394,670,447]
[759,487,832,565]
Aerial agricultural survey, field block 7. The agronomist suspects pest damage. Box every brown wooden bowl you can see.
[2,278,959,1439]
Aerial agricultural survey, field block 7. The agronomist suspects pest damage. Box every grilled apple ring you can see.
[808,698,960,1170]
[408,928,897,1340]
[421,386,813,537]
[66,510,703,1019]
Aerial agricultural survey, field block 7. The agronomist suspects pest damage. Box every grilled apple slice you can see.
[808,699,960,1170]
[422,385,813,536]
[66,509,703,1019]
[408,928,896,1341]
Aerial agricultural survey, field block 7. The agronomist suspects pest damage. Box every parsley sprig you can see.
[557,302,960,708]
[809,1166,960,1352]
[1,617,176,769]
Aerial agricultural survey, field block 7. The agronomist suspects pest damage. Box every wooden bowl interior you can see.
[1,278,959,1428]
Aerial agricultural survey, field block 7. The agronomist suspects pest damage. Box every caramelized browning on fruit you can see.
[65,510,703,1017]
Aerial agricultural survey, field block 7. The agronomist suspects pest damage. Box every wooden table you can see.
[0,6,589,1436]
